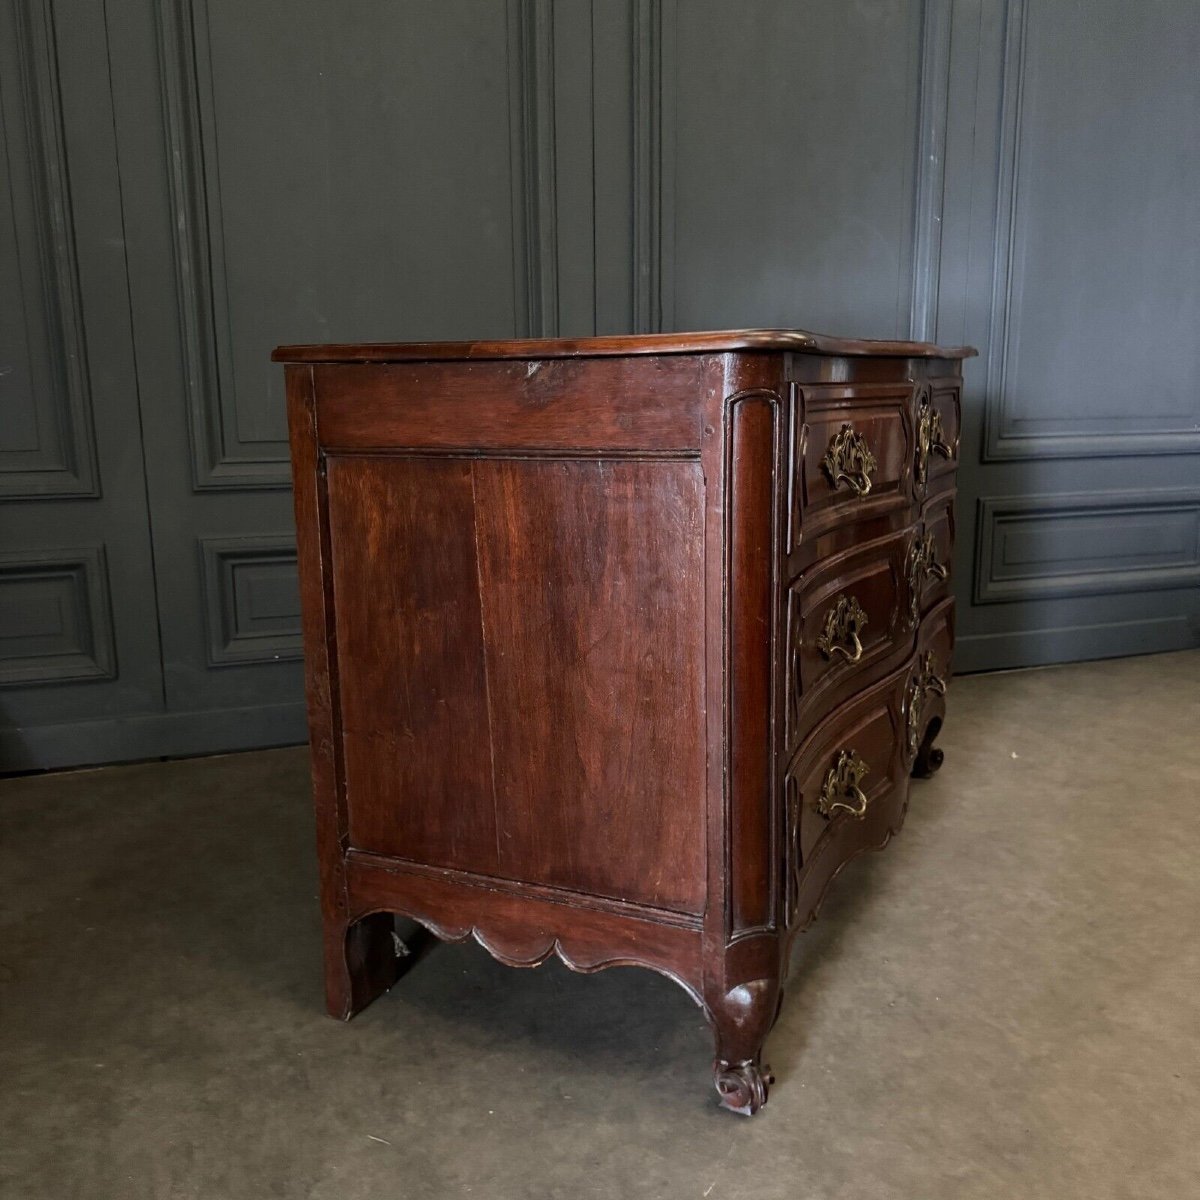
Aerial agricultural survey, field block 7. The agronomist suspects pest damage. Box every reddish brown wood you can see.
[325,456,499,874]
[279,329,974,1114]
[472,458,707,913]
[274,327,976,364]
[314,357,705,452]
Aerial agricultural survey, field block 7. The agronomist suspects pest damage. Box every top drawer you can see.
[790,383,915,548]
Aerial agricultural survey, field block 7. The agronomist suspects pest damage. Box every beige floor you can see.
[2,650,1198,1199]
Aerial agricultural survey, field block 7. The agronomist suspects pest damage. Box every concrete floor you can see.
[1,651,1198,1200]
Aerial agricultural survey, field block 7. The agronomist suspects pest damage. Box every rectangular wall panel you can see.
[199,536,301,666]
[976,492,1200,604]
[0,547,115,685]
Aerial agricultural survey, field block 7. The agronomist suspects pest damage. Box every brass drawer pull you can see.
[822,424,877,497]
[906,651,947,758]
[916,389,955,488]
[817,749,870,819]
[816,594,867,663]
[930,417,954,460]
[907,531,948,622]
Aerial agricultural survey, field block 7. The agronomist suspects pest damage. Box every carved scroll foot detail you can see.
[708,975,780,1115]
[714,1059,774,1116]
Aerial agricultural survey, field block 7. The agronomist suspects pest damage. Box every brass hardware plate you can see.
[906,651,947,758]
[817,749,871,819]
[906,530,948,623]
[915,387,954,490]
[821,423,877,497]
[816,594,868,663]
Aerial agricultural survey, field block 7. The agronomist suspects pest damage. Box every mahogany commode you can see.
[275,328,976,1115]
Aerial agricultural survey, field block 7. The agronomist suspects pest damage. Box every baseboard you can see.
[955,615,1199,674]
[0,701,308,773]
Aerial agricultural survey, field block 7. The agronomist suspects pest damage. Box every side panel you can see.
[325,456,499,874]
[475,458,707,913]
[314,357,710,915]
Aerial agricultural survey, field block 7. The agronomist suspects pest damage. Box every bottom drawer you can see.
[782,599,954,931]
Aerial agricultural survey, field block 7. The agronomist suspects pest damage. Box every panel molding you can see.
[0,546,115,685]
[909,0,953,341]
[974,489,1200,604]
[643,0,947,339]
[981,0,1200,461]
[507,0,559,338]
[155,0,291,490]
[1,0,99,499]
[0,699,307,772]
[632,0,664,334]
[199,535,302,667]
[955,615,1198,674]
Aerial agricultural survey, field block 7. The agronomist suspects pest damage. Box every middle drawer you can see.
[786,528,912,748]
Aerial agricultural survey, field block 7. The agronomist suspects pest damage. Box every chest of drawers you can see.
[275,329,976,1115]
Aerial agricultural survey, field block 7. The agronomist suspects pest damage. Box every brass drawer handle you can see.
[822,424,877,497]
[907,531,948,622]
[930,418,954,460]
[915,389,955,488]
[906,651,947,758]
[816,594,867,663]
[817,749,870,819]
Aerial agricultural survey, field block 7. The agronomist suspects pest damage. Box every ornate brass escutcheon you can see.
[915,387,955,490]
[817,749,871,819]
[906,530,948,623]
[906,651,947,759]
[821,423,877,496]
[816,594,868,663]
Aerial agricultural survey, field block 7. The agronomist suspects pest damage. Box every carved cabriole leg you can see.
[705,932,784,1116]
[911,715,945,780]
[709,975,781,1114]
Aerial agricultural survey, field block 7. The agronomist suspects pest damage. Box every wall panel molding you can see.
[1,0,99,499]
[507,0,559,338]
[909,0,953,341]
[0,546,115,685]
[981,0,1200,462]
[975,489,1200,605]
[632,0,665,334]
[199,535,302,667]
[155,0,291,490]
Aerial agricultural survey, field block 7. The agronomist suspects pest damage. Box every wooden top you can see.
[272,328,977,364]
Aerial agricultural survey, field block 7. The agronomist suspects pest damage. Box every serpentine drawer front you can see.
[275,328,975,1116]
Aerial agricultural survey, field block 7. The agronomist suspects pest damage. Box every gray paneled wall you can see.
[2,0,1197,770]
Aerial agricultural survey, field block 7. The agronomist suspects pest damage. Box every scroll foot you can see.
[714,1058,774,1116]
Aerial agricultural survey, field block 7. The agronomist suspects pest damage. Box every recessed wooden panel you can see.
[199,536,301,666]
[789,674,904,867]
[473,458,707,914]
[668,0,925,335]
[919,495,954,616]
[325,456,498,875]
[793,384,914,545]
[976,492,1200,604]
[982,0,1200,459]
[787,529,910,747]
[0,0,98,498]
[0,548,114,685]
